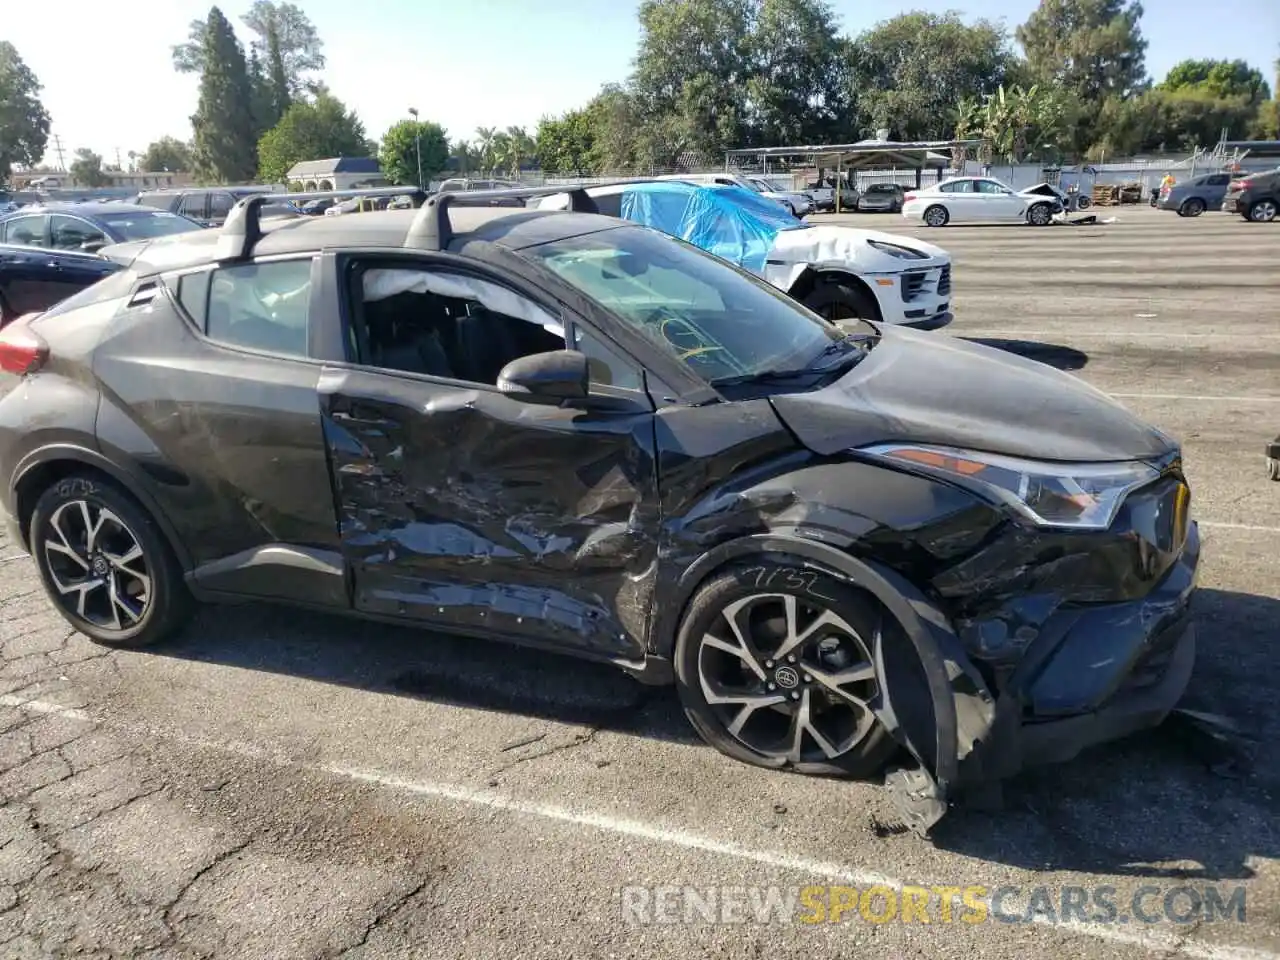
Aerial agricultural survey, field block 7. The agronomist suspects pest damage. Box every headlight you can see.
[858,444,1160,530]
[866,239,928,260]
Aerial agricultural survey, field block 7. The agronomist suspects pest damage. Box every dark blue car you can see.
[0,203,202,326]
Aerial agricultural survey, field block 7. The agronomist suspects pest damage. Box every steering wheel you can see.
[641,307,727,362]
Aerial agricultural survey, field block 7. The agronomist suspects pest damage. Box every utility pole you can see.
[51,134,66,171]
[408,107,423,190]
[115,147,123,170]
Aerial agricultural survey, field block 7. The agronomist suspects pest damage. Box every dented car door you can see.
[317,363,661,664]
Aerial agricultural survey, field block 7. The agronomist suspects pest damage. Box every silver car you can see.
[856,183,906,213]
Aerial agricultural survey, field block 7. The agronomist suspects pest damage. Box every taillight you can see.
[0,319,49,375]
[1234,180,1251,191]
[904,192,917,202]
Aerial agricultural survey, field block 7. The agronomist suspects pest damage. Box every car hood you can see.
[771,225,949,268]
[769,326,1173,463]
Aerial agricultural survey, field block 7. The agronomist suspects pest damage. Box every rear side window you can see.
[209,193,234,220]
[203,259,315,358]
[177,194,205,219]
[2,215,47,245]
[939,181,974,194]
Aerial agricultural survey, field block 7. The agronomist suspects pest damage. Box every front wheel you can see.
[1268,457,1280,481]
[1249,200,1278,222]
[674,562,897,777]
[1077,195,1091,210]
[923,204,949,227]
[30,474,193,648]
[800,280,881,324]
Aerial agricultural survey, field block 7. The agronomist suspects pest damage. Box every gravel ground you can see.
[0,203,1277,959]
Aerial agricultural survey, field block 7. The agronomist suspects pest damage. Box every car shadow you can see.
[963,337,1090,371]
[158,585,1276,876]
[166,601,697,744]
[932,587,1280,881]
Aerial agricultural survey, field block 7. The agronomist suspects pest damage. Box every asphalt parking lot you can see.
[1,203,1277,959]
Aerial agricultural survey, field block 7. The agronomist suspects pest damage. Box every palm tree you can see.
[474,127,496,175]
[501,126,535,178]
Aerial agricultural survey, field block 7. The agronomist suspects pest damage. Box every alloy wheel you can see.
[924,206,948,227]
[696,593,879,763]
[1251,200,1278,222]
[42,499,153,631]
[1029,204,1052,225]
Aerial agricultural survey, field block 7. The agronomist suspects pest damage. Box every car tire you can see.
[1248,199,1278,222]
[800,280,881,324]
[29,474,193,649]
[1268,457,1280,481]
[1028,202,1053,226]
[1179,198,1205,217]
[673,561,898,778]
[923,204,949,227]
[1077,196,1091,210]
[0,293,10,329]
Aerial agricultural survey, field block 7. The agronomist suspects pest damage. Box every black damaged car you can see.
[0,187,1198,833]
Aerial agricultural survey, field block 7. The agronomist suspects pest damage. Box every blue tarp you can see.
[619,181,807,274]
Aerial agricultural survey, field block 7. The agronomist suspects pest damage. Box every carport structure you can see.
[725,138,981,212]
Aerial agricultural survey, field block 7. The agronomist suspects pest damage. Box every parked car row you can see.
[0,181,1199,836]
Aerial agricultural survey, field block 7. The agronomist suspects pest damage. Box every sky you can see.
[8,0,1279,169]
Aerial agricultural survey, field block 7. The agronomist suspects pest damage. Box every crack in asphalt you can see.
[335,876,434,958]
[487,726,600,778]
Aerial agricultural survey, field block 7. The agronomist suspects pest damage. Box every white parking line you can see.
[0,695,1273,960]
[1199,521,1280,534]
[1109,392,1280,403]
[957,330,1280,341]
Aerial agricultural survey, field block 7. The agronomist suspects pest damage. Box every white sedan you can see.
[901,177,1061,227]
[534,179,953,329]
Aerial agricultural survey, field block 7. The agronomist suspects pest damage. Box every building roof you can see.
[286,157,382,178]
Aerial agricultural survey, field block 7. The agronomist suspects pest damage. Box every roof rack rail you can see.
[402,179,664,252]
[215,186,428,261]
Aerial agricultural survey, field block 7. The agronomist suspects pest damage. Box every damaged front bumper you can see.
[883,520,1200,836]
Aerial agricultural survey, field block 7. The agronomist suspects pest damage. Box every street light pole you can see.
[408,106,423,190]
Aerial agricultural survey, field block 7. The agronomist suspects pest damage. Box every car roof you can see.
[118,206,627,276]
[0,201,159,218]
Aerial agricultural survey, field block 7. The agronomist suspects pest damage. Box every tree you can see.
[378,119,449,187]
[140,136,194,172]
[258,92,370,184]
[190,7,258,183]
[630,0,755,163]
[0,41,52,185]
[1017,0,1148,154]
[450,140,478,177]
[474,127,497,174]
[1159,59,1271,105]
[536,110,597,175]
[852,12,1016,141]
[174,0,324,101]
[746,0,853,145]
[965,83,1074,164]
[70,148,109,187]
[497,126,535,176]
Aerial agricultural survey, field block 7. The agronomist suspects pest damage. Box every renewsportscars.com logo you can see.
[620,884,1249,926]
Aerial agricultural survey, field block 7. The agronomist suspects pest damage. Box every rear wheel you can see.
[1249,199,1278,222]
[923,204,949,227]
[1179,198,1206,217]
[674,562,897,777]
[29,474,193,648]
[1077,195,1091,210]
[1268,457,1280,481]
[800,280,881,324]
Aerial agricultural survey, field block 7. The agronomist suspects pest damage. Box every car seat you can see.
[454,307,522,384]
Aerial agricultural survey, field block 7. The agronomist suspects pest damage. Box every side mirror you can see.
[497,350,589,403]
[80,239,107,253]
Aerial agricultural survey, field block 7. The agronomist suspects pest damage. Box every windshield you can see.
[98,210,204,240]
[525,226,859,385]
